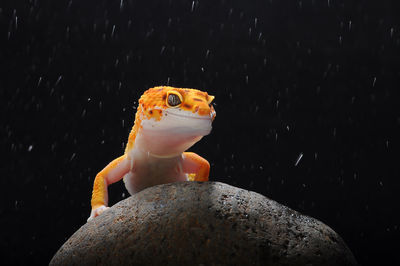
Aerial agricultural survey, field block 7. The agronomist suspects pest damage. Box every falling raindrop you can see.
[191,1,195,12]
[295,153,303,166]
[55,75,62,86]
[37,77,42,87]
[111,25,116,37]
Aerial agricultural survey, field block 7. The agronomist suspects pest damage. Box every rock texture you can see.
[50,182,357,266]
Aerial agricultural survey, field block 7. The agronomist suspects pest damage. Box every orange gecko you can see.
[88,86,216,221]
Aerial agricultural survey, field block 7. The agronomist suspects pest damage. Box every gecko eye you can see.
[166,92,182,107]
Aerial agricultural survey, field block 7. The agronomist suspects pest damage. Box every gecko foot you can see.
[87,205,110,222]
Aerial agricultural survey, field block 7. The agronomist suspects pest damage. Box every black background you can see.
[1,0,399,265]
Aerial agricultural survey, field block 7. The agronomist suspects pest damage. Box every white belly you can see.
[123,148,188,195]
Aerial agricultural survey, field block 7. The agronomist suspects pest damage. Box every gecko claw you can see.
[87,205,110,222]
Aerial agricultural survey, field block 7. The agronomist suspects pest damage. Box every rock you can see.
[50,182,357,266]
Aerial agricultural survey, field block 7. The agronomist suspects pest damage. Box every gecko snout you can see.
[194,102,213,117]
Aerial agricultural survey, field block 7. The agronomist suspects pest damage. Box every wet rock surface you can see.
[50,182,357,265]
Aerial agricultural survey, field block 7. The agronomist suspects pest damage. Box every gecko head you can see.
[135,86,216,157]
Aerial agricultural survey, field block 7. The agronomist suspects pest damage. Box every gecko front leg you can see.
[88,154,131,221]
[182,152,210,182]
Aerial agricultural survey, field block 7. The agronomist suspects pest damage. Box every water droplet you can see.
[37,77,42,87]
[55,75,62,86]
[28,145,33,152]
[191,1,195,12]
[295,153,303,166]
[111,25,116,37]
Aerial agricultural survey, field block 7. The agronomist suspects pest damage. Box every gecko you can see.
[87,86,216,221]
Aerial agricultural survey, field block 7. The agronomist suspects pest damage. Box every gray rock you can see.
[50,182,357,266]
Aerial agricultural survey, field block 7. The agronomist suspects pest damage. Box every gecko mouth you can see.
[165,110,213,120]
